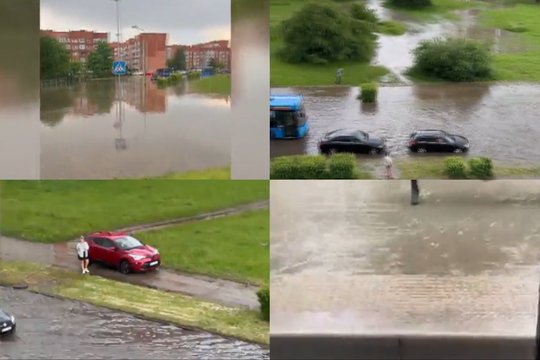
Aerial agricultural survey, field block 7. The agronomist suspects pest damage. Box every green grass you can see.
[0,180,268,243]
[157,167,231,180]
[396,157,540,179]
[481,4,540,82]
[189,75,231,95]
[378,20,408,35]
[0,261,268,344]
[270,0,389,86]
[383,0,481,21]
[138,210,269,285]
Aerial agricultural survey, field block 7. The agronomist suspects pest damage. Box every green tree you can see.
[279,3,377,64]
[87,42,114,78]
[166,48,186,70]
[40,36,70,79]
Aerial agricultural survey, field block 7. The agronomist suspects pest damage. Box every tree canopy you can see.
[87,42,114,78]
[279,3,377,64]
[166,48,186,70]
[40,36,70,79]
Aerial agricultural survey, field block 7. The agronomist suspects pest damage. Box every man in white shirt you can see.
[76,236,90,274]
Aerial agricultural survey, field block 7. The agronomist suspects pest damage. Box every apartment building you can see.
[112,33,167,74]
[167,40,230,71]
[41,30,108,63]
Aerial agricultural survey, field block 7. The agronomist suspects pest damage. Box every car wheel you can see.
[328,148,337,155]
[453,148,463,153]
[369,148,379,155]
[119,260,131,274]
[417,148,427,153]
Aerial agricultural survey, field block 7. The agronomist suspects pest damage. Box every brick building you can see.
[41,30,108,63]
[112,33,167,74]
[167,40,230,71]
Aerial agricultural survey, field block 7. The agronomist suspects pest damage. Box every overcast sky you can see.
[40,0,230,45]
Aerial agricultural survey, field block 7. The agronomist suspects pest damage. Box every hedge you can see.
[257,286,270,321]
[358,83,378,102]
[468,157,494,179]
[443,156,467,179]
[270,154,359,179]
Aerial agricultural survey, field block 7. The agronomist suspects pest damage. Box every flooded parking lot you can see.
[270,84,540,165]
[0,287,268,359]
[271,180,540,336]
[40,78,230,179]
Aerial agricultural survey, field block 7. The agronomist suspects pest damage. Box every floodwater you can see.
[40,77,230,179]
[0,235,258,309]
[270,84,540,165]
[0,287,268,359]
[271,180,540,336]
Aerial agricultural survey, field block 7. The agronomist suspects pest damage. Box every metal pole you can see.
[411,180,420,205]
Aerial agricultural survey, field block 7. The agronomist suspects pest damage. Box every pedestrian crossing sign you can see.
[112,61,127,75]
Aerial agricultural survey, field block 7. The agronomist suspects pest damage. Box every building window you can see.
[79,44,85,50]
[79,38,85,43]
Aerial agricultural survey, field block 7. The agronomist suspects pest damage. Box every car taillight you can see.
[409,140,416,146]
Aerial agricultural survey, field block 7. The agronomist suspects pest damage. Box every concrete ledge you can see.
[270,334,535,360]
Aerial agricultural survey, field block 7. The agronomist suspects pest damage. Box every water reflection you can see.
[40,77,231,179]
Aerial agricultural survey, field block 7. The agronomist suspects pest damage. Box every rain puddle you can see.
[271,180,540,336]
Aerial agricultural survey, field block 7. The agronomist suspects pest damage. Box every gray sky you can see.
[41,0,230,45]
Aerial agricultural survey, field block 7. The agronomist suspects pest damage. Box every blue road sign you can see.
[112,61,127,75]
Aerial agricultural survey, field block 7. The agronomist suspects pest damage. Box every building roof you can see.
[270,95,303,110]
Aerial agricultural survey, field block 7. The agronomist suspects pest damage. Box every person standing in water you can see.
[76,236,90,274]
[384,151,393,179]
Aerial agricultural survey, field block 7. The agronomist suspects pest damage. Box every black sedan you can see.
[0,309,15,336]
[318,129,386,155]
[407,129,470,153]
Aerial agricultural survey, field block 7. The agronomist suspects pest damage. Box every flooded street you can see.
[0,287,268,359]
[41,77,230,179]
[270,84,540,165]
[271,180,540,336]
[270,2,540,167]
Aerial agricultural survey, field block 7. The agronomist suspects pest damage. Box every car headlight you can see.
[128,254,145,261]
[10,315,15,324]
[154,249,159,255]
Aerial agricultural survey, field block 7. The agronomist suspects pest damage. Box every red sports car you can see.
[86,231,161,274]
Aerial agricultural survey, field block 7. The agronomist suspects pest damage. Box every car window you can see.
[92,237,104,246]
[102,239,116,249]
[333,136,352,142]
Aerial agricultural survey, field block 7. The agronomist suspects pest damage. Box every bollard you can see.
[411,180,420,205]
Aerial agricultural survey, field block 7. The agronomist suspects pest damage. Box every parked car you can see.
[86,231,161,274]
[407,129,470,153]
[0,309,16,337]
[318,129,385,155]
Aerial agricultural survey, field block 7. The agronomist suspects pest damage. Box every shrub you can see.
[378,20,408,36]
[444,156,467,179]
[187,71,201,80]
[468,157,494,179]
[257,286,269,321]
[156,78,168,88]
[412,38,493,82]
[328,153,357,179]
[351,3,379,23]
[280,3,377,64]
[358,83,378,102]
[270,155,327,179]
[388,0,432,8]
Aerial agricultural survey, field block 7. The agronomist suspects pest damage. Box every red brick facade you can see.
[41,30,108,63]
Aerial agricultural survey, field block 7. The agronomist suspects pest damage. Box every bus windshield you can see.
[270,110,295,128]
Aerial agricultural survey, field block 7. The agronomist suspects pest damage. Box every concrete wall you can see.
[270,334,535,360]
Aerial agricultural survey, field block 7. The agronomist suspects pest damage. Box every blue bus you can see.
[270,95,309,139]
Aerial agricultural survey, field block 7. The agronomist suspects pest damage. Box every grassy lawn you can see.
[383,0,481,21]
[0,180,268,243]
[480,4,540,81]
[396,157,540,179]
[189,75,231,95]
[270,0,389,86]
[0,261,268,344]
[156,166,231,180]
[138,210,269,285]
[378,20,408,35]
